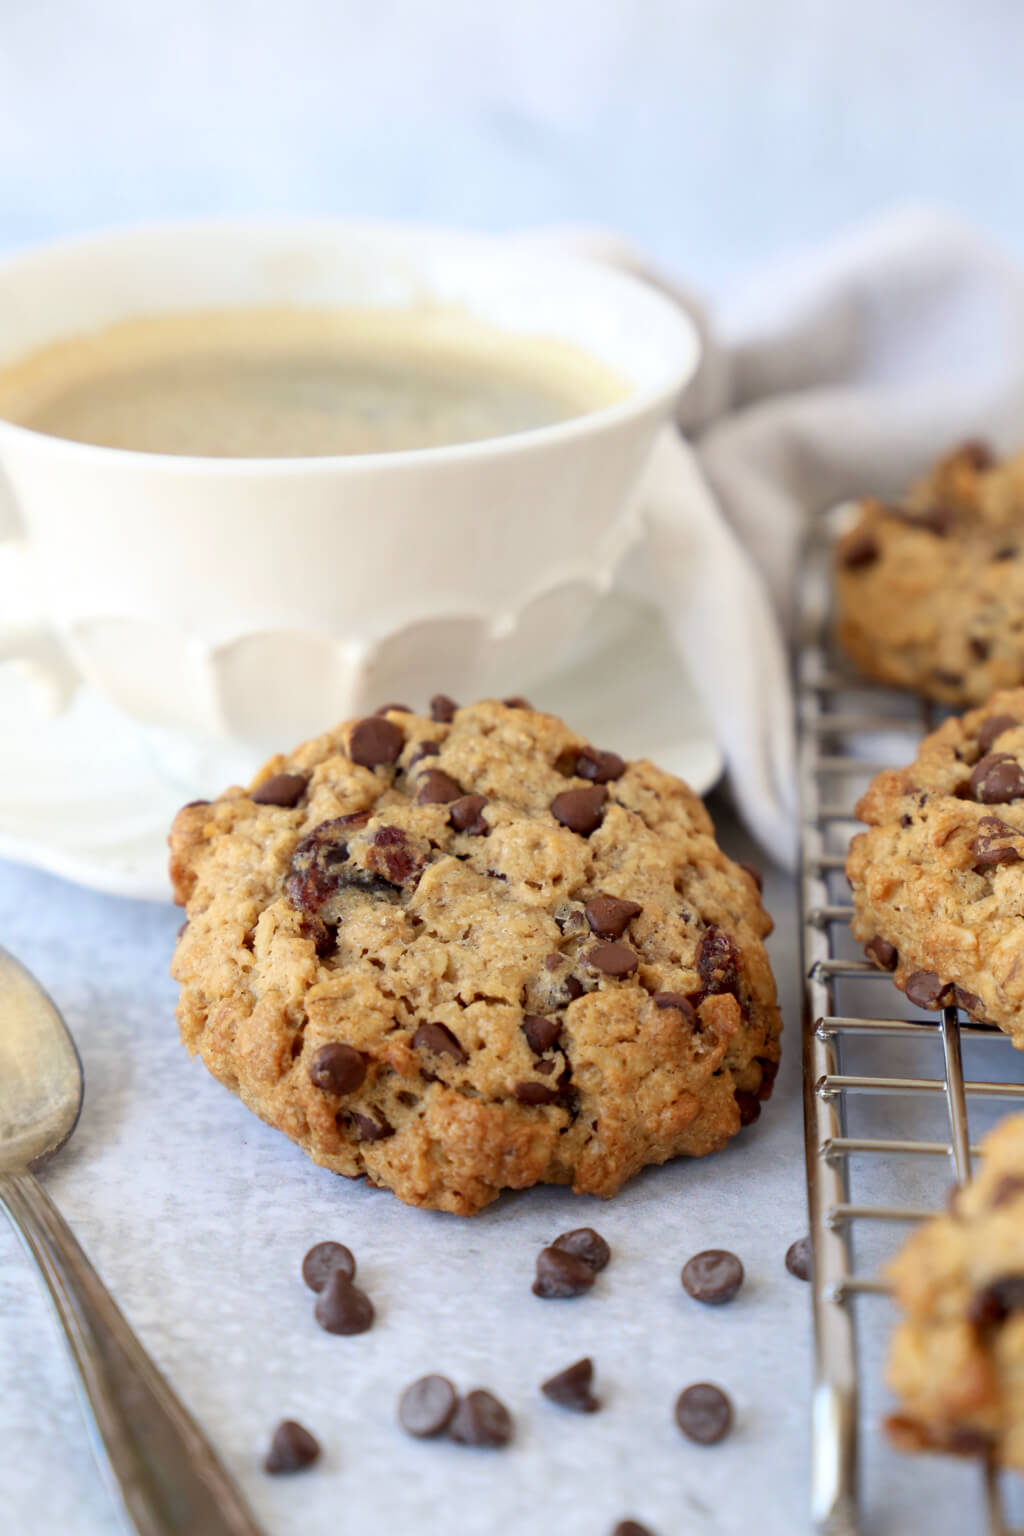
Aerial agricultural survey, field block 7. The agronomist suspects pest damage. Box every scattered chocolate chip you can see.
[738,861,763,892]
[540,1357,599,1413]
[302,1241,356,1292]
[681,1249,745,1306]
[408,739,440,766]
[841,532,879,570]
[674,1383,733,1445]
[584,894,643,940]
[574,746,626,783]
[586,942,638,978]
[970,752,1024,804]
[533,1246,597,1298]
[449,794,488,835]
[503,696,530,709]
[612,1523,655,1536]
[696,927,741,997]
[652,991,697,1024]
[522,1014,561,1054]
[978,714,1021,755]
[429,693,457,724]
[374,702,412,715]
[865,936,898,970]
[449,1389,513,1448]
[251,772,308,807]
[551,1227,611,1273]
[298,913,335,957]
[349,1110,394,1141]
[991,1174,1024,1209]
[313,1268,375,1335]
[308,1043,366,1096]
[969,637,991,662]
[904,971,955,1010]
[264,1419,320,1474]
[398,1374,458,1438]
[785,1238,812,1282]
[735,1090,761,1126]
[412,1021,467,1065]
[564,976,584,1000]
[349,716,404,769]
[550,785,607,836]
[900,813,913,827]
[514,1081,561,1105]
[416,768,464,804]
[968,1274,1024,1329]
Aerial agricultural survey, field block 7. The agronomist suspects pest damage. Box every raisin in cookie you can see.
[847,689,1024,1046]
[170,699,781,1215]
[836,439,1024,705]
[886,1114,1024,1468]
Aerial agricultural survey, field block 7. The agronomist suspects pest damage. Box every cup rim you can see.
[0,216,701,475]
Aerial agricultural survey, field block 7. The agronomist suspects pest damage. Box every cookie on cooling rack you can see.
[847,689,1024,1047]
[835,439,1024,705]
[886,1114,1024,1468]
[169,698,781,1215]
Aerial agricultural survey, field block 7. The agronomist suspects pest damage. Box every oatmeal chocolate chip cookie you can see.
[885,1114,1024,1469]
[847,689,1024,1047]
[835,439,1024,705]
[169,700,781,1215]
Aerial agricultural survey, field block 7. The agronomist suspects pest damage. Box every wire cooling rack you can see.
[798,512,1024,1536]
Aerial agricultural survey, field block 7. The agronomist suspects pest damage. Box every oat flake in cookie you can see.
[835,439,1024,706]
[885,1114,1024,1469]
[169,699,781,1215]
[847,688,1024,1047]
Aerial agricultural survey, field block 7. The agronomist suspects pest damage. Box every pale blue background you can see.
[1,0,1022,286]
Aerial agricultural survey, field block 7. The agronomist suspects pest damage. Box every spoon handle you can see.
[0,1170,266,1536]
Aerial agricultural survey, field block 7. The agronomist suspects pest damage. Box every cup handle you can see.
[0,538,80,713]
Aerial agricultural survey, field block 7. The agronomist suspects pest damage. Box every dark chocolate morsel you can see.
[533,1246,597,1298]
[550,785,607,836]
[674,1383,733,1445]
[251,772,308,807]
[302,1240,356,1292]
[308,1043,366,1096]
[264,1419,320,1474]
[398,1374,458,1438]
[313,1268,375,1335]
[429,693,458,724]
[412,1021,467,1065]
[540,1356,599,1413]
[448,1389,513,1448]
[865,936,899,970]
[681,1249,744,1306]
[416,768,465,804]
[522,1014,561,1054]
[349,716,404,768]
[551,1227,611,1273]
[584,894,643,940]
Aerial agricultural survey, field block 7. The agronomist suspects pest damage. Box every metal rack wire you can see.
[798,513,1024,1535]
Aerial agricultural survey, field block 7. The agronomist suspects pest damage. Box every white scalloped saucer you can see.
[0,591,721,902]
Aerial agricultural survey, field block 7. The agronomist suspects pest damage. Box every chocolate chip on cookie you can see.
[978,714,1021,754]
[584,895,643,940]
[696,926,741,996]
[651,992,697,1023]
[514,1081,560,1105]
[674,1383,733,1445]
[429,693,458,723]
[550,785,607,835]
[302,1241,356,1292]
[971,817,1021,872]
[251,773,308,807]
[681,1249,745,1306]
[841,531,880,570]
[551,1227,611,1273]
[904,971,955,1010]
[865,936,899,970]
[398,1374,458,1438]
[785,1237,812,1282]
[586,943,638,978]
[264,1419,320,1474]
[612,1523,656,1536]
[968,1275,1024,1329]
[574,745,626,783]
[540,1356,600,1413]
[412,1021,467,1064]
[449,794,488,835]
[349,1110,395,1141]
[349,716,404,768]
[308,1043,366,1095]
[533,1246,597,1298]
[522,1014,561,1054]
[970,752,1024,803]
[416,768,464,804]
[449,1389,513,1448]
[313,1268,375,1335]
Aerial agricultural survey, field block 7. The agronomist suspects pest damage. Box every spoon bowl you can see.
[0,945,82,1170]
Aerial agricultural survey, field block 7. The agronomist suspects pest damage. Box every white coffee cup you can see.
[0,220,699,751]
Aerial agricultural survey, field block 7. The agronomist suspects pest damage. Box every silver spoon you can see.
[0,945,266,1536]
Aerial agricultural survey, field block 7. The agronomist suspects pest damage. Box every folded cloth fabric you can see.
[516,209,1024,869]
